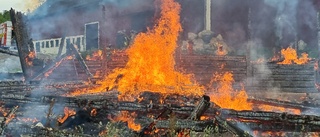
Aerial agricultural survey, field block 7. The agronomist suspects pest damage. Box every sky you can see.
[0,0,24,12]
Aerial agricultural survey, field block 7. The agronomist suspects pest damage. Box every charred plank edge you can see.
[188,95,210,120]
[138,108,172,136]
[10,9,31,81]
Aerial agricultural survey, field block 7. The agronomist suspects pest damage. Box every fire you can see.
[66,55,74,60]
[278,47,309,65]
[90,108,97,117]
[70,0,204,97]
[208,72,252,111]
[0,107,8,117]
[215,44,228,56]
[26,51,36,66]
[258,104,300,115]
[44,58,64,77]
[86,50,103,61]
[112,111,141,131]
[200,116,210,120]
[57,107,76,124]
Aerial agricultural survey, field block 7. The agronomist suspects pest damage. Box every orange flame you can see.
[278,47,309,65]
[0,107,8,117]
[215,44,227,56]
[57,107,76,124]
[112,111,141,131]
[90,108,97,117]
[258,104,300,115]
[208,72,252,111]
[26,51,36,66]
[86,50,103,61]
[44,58,64,77]
[70,0,204,97]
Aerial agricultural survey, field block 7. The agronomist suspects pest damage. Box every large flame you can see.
[71,0,203,97]
[278,47,309,65]
[209,72,252,111]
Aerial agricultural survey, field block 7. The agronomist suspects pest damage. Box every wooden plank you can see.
[250,81,315,87]
[253,69,315,75]
[247,87,317,93]
[252,75,315,81]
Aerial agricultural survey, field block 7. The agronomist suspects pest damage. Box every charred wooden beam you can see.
[248,98,318,110]
[214,116,253,137]
[30,54,68,80]
[188,95,210,120]
[154,119,214,132]
[0,106,18,135]
[245,122,320,132]
[0,48,18,56]
[139,108,172,136]
[70,44,93,78]
[219,109,320,127]
[10,9,33,81]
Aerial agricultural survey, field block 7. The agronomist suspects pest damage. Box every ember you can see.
[86,50,103,61]
[26,51,35,66]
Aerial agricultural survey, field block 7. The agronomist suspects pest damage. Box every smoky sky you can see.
[27,0,320,56]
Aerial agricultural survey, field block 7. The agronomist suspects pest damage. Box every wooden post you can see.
[56,36,65,58]
[188,95,210,120]
[317,11,320,82]
[204,0,211,31]
[10,8,33,81]
[246,7,253,86]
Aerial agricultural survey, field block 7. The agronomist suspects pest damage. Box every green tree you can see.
[0,10,11,23]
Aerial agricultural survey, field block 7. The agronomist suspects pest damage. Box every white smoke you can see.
[0,55,22,73]
[263,0,299,47]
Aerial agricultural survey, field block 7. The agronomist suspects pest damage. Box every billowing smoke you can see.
[264,0,298,46]
[0,56,21,73]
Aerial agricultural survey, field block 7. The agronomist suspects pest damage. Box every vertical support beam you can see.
[316,11,320,82]
[204,0,211,31]
[246,6,253,86]
[10,9,33,81]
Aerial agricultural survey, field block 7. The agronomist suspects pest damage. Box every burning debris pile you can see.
[1,0,320,136]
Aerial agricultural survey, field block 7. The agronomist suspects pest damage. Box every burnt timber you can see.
[9,9,33,81]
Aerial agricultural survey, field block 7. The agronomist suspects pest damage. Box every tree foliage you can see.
[0,10,11,23]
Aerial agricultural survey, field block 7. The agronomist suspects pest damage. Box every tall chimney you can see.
[204,0,211,31]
